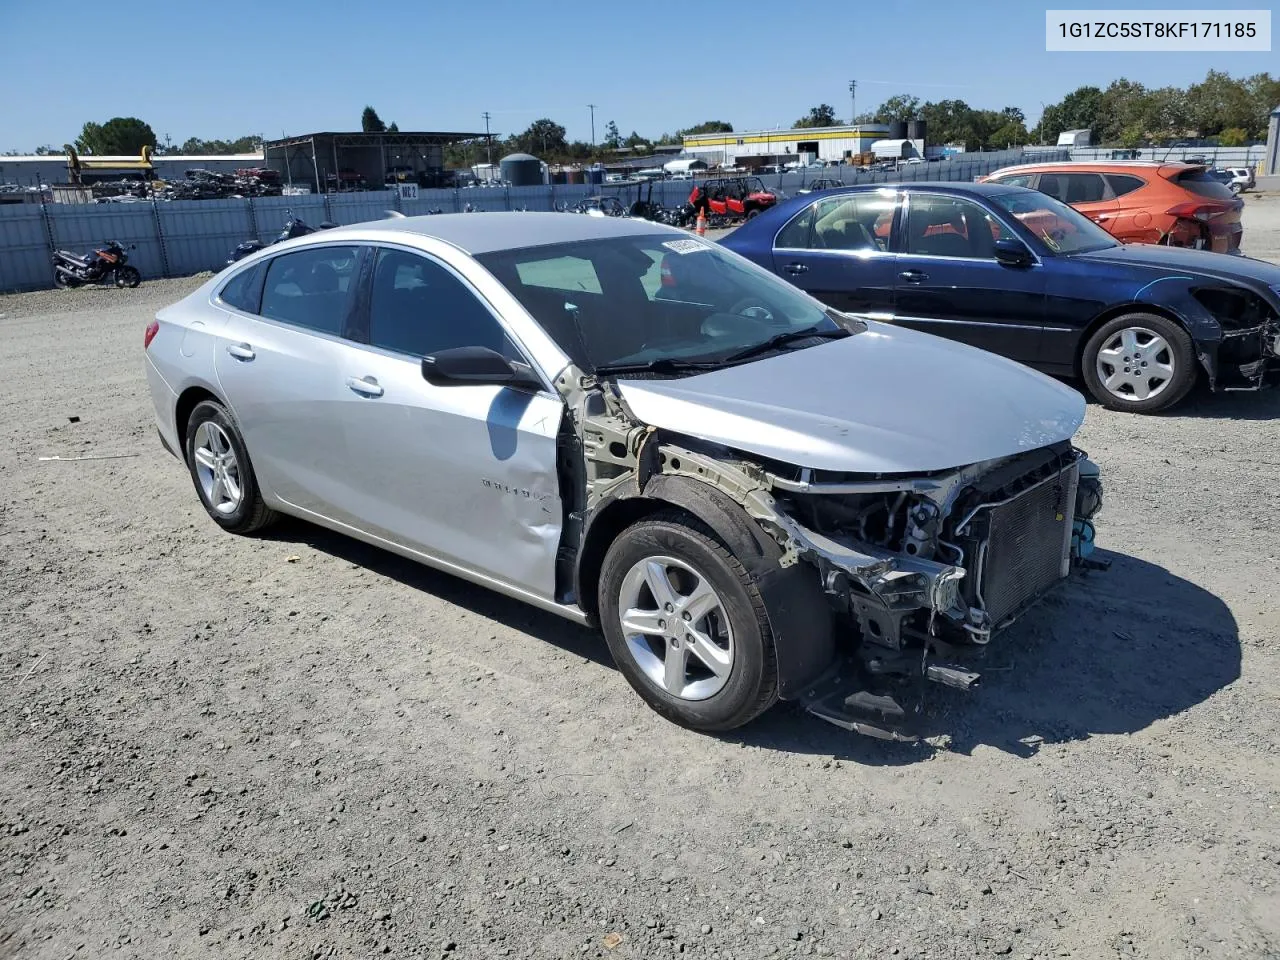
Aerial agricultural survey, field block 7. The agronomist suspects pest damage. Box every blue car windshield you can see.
[990,191,1117,255]
[477,234,845,373]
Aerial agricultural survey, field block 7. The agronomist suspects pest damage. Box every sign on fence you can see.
[398,183,419,201]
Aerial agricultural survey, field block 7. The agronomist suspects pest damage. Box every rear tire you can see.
[1081,312,1197,413]
[598,511,778,731]
[184,400,276,534]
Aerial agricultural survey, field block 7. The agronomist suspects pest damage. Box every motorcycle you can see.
[52,240,141,289]
[224,213,338,268]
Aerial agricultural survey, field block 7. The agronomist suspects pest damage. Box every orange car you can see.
[981,161,1243,253]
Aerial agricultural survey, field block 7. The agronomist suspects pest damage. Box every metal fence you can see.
[0,148,1064,293]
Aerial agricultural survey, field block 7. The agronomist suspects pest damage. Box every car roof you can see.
[986,160,1202,175]
[313,211,680,255]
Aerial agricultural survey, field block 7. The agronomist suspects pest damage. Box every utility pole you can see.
[482,111,492,165]
[848,80,857,125]
[587,104,597,146]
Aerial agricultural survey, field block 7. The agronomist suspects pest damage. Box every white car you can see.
[1225,167,1254,193]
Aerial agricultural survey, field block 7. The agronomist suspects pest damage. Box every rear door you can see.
[892,192,1045,363]
[213,244,367,518]
[771,191,900,317]
[1038,172,1120,231]
[1099,173,1150,243]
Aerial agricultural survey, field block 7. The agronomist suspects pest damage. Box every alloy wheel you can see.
[617,555,735,701]
[1094,326,1175,403]
[192,421,243,515]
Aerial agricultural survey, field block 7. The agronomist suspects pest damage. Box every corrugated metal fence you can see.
[0,148,1063,293]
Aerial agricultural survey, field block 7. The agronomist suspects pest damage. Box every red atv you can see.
[687,176,777,220]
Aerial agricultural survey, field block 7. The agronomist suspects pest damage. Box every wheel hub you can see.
[1095,326,1175,402]
[193,421,243,515]
[617,555,734,701]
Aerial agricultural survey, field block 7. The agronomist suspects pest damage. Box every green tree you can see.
[74,117,157,155]
[361,106,386,133]
[1242,73,1280,139]
[794,104,838,128]
[677,120,733,136]
[178,135,262,154]
[603,120,621,149]
[1035,86,1103,144]
[1217,126,1248,146]
[386,121,399,133]
[872,95,922,123]
[514,118,568,156]
[1184,70,1253,137]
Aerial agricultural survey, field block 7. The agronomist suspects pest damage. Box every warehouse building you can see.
[262,130,489,192]
[683,124,897,166]
[0,152,263,188]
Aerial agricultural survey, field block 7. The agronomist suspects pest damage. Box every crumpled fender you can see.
[642,474,837,699]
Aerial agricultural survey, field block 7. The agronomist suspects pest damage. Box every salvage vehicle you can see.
[687,177,777,220]
[144,213,1105,740]
[52,239,140,288]
[722,183,1280,413]
[981,161,1243,253]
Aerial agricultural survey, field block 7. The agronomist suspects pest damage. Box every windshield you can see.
[989,190,1117,255]
[476,234,844,374]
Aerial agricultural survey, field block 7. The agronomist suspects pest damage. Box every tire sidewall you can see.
[116,266,141,288]
[598,518,771,731]
[1081,312,1196,413]
[184,400,261,531]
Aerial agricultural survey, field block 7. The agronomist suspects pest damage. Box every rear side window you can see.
[1062,173,1109,203]
[1105,174,1146,198]
[994,174,1035,188]
[218,262,265,313]
[1173,170,1237,201]
[366,248,518,359]
[260,246,361,335]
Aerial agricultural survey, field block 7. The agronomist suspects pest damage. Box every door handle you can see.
[226,342,255,361]
[899,269,928,283]
[783,262,809,275]
[1093,214,1112,222]
[345,376,384,398]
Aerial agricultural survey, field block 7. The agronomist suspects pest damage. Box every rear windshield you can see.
[1173,170,1237,201]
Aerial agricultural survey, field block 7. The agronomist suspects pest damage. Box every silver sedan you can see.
[144,213,1103,740]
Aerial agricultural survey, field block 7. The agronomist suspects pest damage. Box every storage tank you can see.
[889,121,909,140]
[499,152,542,187]
[907,119,927,143]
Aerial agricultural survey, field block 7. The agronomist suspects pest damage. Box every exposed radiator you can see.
[977,463,1079,626]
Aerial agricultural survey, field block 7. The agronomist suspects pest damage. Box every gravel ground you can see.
[2,204,1279,960]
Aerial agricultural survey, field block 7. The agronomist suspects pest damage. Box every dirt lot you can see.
[2,202,1279,960]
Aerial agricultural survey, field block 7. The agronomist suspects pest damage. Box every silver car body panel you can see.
[615,320,1086,474]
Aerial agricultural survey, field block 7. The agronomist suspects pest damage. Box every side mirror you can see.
[421,346,542,390]
[993,238,1034,267]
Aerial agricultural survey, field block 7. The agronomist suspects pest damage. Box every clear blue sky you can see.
[1,0,1274,152]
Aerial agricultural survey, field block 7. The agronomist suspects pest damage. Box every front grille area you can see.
[979,464,1079,626]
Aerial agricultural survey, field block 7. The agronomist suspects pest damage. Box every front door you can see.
[1038,172,1120,231]
[892,192,1045,363]
[771,192,900,317]
[334,245,563,600]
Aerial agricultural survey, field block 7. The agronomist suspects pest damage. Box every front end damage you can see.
[559,369,1105,741]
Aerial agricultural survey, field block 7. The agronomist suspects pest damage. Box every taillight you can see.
[144,320,159,349]
[659,256,675,287]
[1166,201,1231,222]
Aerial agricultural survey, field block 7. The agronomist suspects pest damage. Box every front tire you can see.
[1081,312,1197,413]
[184,400,276,534]
[115,266,141,288]
[598,512,778,731]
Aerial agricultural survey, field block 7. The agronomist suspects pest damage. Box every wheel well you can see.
[173,386,222,461]
[1073,304,1191,378]
[575,497,695,623]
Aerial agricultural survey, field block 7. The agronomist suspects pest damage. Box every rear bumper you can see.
[144,355,182,459]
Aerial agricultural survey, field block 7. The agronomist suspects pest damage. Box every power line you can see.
[482,111,492,165]
[849,80,857,124]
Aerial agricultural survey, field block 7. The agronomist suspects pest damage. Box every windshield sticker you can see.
[662,239,710,255]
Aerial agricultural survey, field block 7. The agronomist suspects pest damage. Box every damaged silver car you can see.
[144,213,1104,740]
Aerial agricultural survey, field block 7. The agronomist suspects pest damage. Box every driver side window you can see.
[366,248,519,360]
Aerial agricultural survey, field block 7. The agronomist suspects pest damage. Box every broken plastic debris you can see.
[286,555,301,563]
[603,933,623,949]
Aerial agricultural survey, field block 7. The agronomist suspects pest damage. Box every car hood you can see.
[1074,242,1280,289]
[615,322,1086,475]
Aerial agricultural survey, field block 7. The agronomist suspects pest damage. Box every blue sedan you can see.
[721,182,1280,413]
